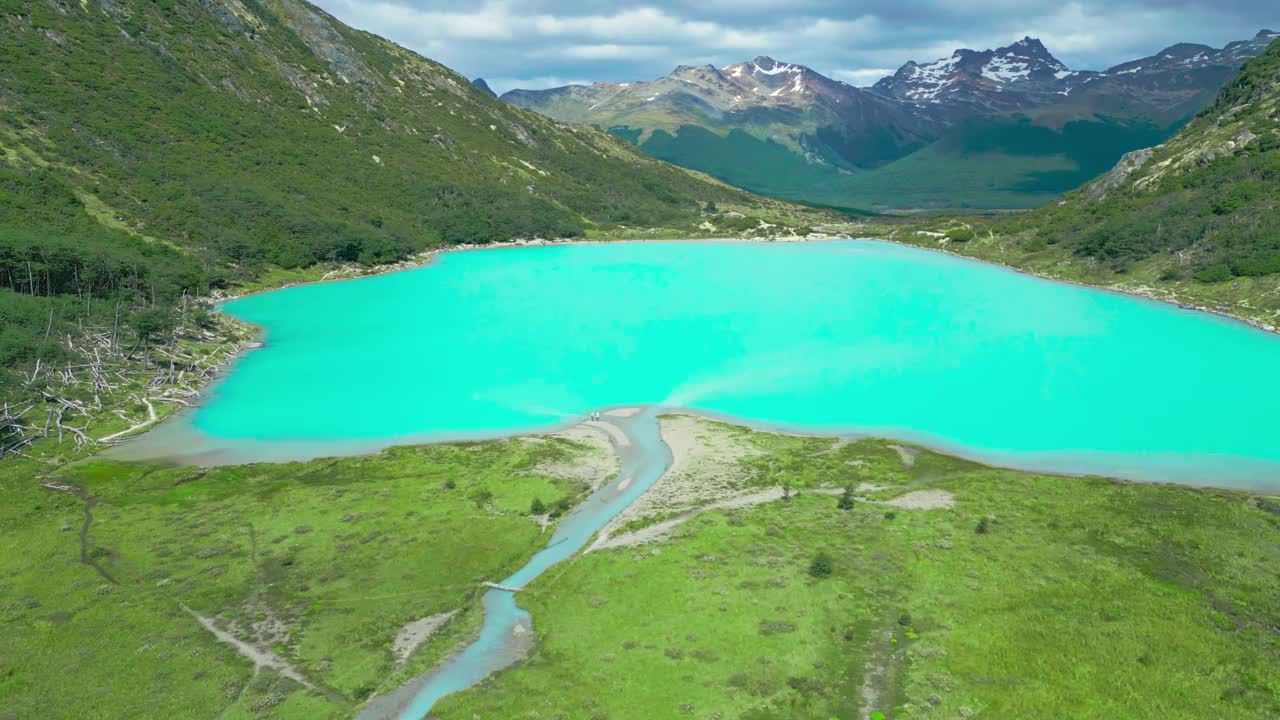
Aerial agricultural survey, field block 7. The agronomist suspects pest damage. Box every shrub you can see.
[837,487,854,511]
[809,552,833,578]
[1194,264,1233,283]
[469,487,494,508]
[758,620,797,635]
[549,497,572,518]
[530,498,547,515]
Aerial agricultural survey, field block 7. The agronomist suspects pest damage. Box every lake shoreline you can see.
[110,400,1280,494]
[115,239,1280,491]
[210,233,826,304]
[873,232,1280,335]
[216,232,1279,336]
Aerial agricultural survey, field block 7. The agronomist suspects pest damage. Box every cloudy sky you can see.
[313,1,1275,94]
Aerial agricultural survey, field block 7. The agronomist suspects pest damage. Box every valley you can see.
[503,31,1279,211]
[2,2,1280,720]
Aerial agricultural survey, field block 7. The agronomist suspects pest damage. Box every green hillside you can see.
[1014,39,1280,279]
[0,0,816,403]
[615,114,1182,211]
[625,125,843,201]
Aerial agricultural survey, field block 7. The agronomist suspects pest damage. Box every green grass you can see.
[432,426,1280,720]
[0,434,601,719]
[616,114,1180,213]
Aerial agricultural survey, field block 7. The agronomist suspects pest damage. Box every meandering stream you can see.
[356,408,672,719]
[107,239,1280,716]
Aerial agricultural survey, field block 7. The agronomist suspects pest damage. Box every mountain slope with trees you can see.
[0,0,818,410]
[1015,37,1280,280]
[896,37,1280,330]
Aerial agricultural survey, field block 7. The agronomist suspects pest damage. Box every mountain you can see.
[504,31,1279,210]
[503,55,932,172]
[869,32,1279,122]
[1017,35,1280,283]
[900,36,1280,329]
[872,37,1074,112]
[0,0,809,400]
[472,77,497,97]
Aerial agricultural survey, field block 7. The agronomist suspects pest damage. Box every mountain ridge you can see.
[501,30,1279,210]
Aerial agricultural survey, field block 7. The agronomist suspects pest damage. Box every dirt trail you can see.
[392,611,458,664]
[591,487,845,551]
[185,605,344,701]
[884,489,954,510]
[98,398,157,443]
[888,443,920,469]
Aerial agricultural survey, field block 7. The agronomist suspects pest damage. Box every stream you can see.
[356,407,673,720]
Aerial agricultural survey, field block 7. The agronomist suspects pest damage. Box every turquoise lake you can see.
[194,240,1280,488]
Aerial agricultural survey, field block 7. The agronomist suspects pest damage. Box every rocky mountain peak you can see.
[1007,36,1055,58]
[872,36,1072,106]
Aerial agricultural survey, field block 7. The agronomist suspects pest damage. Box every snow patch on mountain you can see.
[752,58,803,76]
[982,55,1032,82]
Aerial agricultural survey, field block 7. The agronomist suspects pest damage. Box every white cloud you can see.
[323,0,516,40]
[484,76,595,95]
[311,0,1275,93]
[557,44,671,61]
[831,68,898,87]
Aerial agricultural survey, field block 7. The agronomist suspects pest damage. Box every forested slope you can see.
[0,0,810,406]
[897,38,1280,330]
[1013,37,1280,280]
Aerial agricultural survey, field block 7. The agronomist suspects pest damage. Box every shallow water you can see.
[175,239,1280,488]
[355,409,671,720]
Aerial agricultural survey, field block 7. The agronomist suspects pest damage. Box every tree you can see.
[530,497,547,515]
[704,201,718,213]
[837,487,855,511]
[809,552,833,578]
[976,517,990,534]
[129,307,176,345]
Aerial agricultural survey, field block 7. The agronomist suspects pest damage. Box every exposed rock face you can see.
[1087,147,1156,200]
[268,0,377,86]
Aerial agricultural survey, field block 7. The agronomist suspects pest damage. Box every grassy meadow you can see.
[0,434,603,719]
[433,421,1280,720]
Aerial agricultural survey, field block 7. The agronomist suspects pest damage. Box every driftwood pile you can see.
[1,318,248,459]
